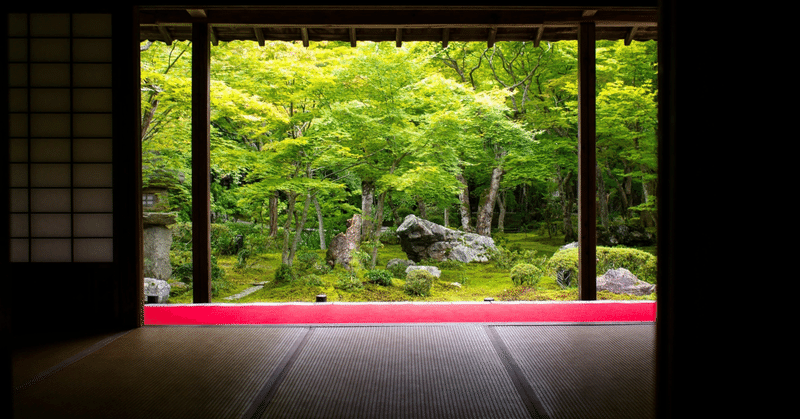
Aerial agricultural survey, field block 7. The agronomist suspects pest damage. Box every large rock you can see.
[326,214,362,269]
[596,268,656,296]
[395,214,496,263]
[144,277,171,303]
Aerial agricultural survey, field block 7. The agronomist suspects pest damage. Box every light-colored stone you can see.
[395,215,496,263]
[405,265,441,278]
[596,268,656,296]
[144,277,171,303]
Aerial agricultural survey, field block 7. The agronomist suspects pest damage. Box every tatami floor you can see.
[12,323,655,419]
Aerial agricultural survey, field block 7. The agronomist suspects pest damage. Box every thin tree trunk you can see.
[457,173,472,232]
[606,166,629,221]
[557,168,577,242]
[443,207,449,228]
[417,198,427,219]
[641,168,657,229]
[597,164,610,229]
[368,191,388,269]
[281,192,297,265]
[476,166,504,236]
[288,193,312,264]
[314,195,326,250]
[268,191,279,238]
[497,190,506,233]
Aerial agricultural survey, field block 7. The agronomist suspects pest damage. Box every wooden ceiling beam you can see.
[157,25,173,45]
[534,25,544,47]
[254,28,265,46]
[210,26,220,46]
[625,26,638,45]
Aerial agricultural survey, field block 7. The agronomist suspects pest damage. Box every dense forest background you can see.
[140,39,657,269]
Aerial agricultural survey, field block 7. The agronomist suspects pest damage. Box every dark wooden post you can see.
[578,22,597,301]
[192,22,212,303]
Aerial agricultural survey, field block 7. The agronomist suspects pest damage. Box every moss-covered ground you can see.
[167,232,657,304]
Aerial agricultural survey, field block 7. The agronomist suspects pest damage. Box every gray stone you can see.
[405,265,441,278]
[144,277,171,303]
[596,268,656,296]
[143,225,173,280]
[326,214,361,269]
[142,211,177,227]
[142,212,177,281]
[386,258,416,269]
[395,215,496,263]
[560,241,579,250]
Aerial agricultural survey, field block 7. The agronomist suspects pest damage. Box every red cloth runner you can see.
[145,301,656,325]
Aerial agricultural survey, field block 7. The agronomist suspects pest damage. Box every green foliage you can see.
[404,270,435,296]
[378,228,400,245]
[387,262,409,280]
[364,269,393,286]
[294,248,329,275]
[273,263,295,284]
[510,263,543,288]
[488,246,548,271]
[335,269,363,291]
[546,246,657,286]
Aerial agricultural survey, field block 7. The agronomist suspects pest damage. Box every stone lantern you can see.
[142,166,181,281]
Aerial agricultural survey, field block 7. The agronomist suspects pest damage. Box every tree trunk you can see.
[416,198,427,219]
[281,191,297,265]
[288,193,312,265]
[640,168,657,229]
[597,164,610,229]
[497,190,506,233]
[476,166,504,236]
[140,99,159,142]
[368,191,388,269]
[361,179,375,239]
[606,166,630,220]
[557,168,577,242]
[314,195,326,250]
[443,207,449,228]
[269,191,279,238]
[456,173,473,232]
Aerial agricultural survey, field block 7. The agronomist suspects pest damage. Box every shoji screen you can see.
[8,13,114,262]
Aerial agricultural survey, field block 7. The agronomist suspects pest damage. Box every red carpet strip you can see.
[144,301,656,325]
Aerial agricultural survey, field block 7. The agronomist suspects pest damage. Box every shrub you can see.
[365,269,393,286]
[295,249,323,274]
[404,269,435,296]
[488,246,546,271]
[510,263,543,288]
[546,246,657,286]
[387,262,408,279]
[335,270,363,291]
[274,263,295,284]
[303,274,324,287]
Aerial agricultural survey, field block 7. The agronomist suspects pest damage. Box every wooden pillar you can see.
[192,22,212,303]
[577,22,597,300]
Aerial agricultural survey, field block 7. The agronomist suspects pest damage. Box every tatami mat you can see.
[13,323,655,419]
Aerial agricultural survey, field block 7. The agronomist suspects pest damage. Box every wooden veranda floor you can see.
[12,322,655,419]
